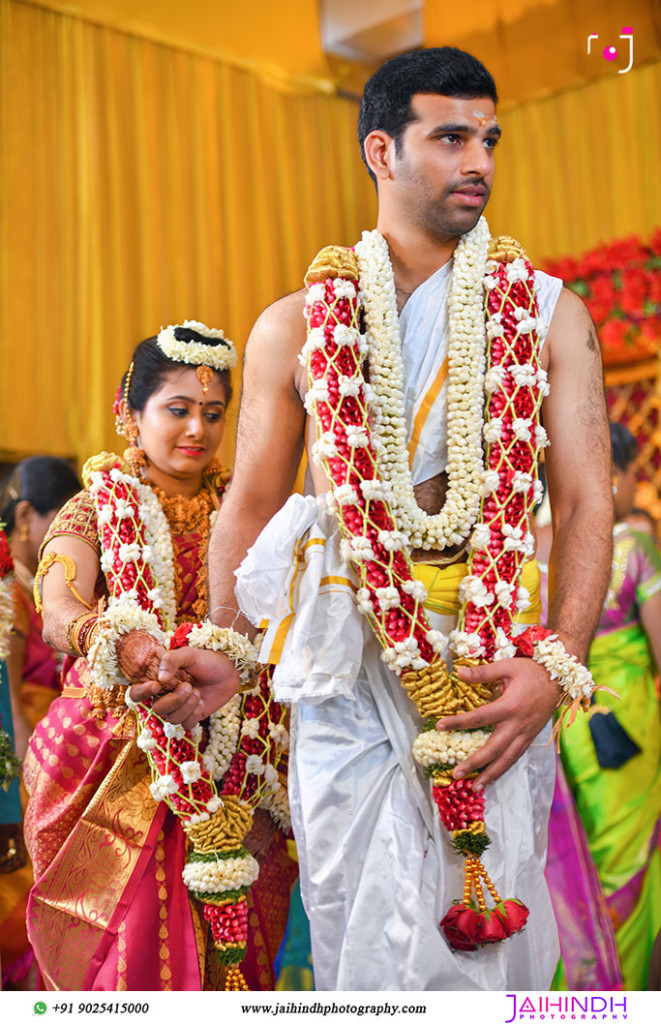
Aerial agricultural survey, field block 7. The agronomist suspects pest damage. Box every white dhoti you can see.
[236,494,560,991]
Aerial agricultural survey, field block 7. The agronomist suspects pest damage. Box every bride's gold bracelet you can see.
[66,611,101,657]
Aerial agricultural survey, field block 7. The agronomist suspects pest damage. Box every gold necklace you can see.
[145,482,216,621]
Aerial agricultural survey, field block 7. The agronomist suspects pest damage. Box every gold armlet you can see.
[34,552,93,613]
[66,611,101,658]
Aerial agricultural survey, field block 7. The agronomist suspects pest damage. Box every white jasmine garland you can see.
[460,576,494,608]
[304,229,547,685]
[510,364,537,388]
[536,368,550,396]
[427,629,449,655]
[150,774,179,801]
[187,623,258,685]
[338,376,361,397]
[401,579,428,602]
[486,319,505,339]
[268,722,289,749]
[483,419,503,444]
[450,630,485,659]
[470,523,492,549]
[259,783,291,832]
[346,425,369,448]
[360,478,392,501]
[375,586,401,610]
[163,722,186,741]
[182,852,259,894]
[332,278,357,300]
[312,434,338,463]
[493,628,518,661]
[157,319,237,371]
[349,536,375,562]
[536,425,550,449]
[505,258,529,284]
[494,580,515,607]
[335,483,359,506]
[240,718,261,740]
[245,754,265,776]
[412,728,491,768]
[512,418,532,441]
[136,730,157,752]
[180,761,203,784]
[334,325,360,347]
[0,573,14,660]
[532,636,595,703]
[355,219,489,552]
[377,529,407,552]
[484,366,505,393]
[513,471,533,493]
[480,470,500,498]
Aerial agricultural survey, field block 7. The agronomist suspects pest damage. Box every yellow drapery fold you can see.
[413,560,542,624]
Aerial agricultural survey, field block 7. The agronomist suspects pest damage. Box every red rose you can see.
[0,529,13,578]
[476,908,512,944]
[170,622,195,649]
[495,898,530,935]
[514,625,553,659]
[440,903,481,951]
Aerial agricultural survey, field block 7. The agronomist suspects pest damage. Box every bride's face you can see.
[133,366,227,492]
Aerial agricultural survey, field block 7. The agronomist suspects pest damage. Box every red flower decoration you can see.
[0,530,13,578]
[513,624,554,659]
[440,903,481,951]
[544,231,661,367]
[495,898,530,935]
[476,907,512,943]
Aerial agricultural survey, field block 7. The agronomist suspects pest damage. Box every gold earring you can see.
[19,523,29,543]
[123,413,147,469]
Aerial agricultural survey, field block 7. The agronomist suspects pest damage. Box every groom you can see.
[132,48,612,989]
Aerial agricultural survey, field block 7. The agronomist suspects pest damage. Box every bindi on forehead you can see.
[472,109,499,128]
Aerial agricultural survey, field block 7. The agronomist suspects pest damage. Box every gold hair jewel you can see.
[196,365,214,393]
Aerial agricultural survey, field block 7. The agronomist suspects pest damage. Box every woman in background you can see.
[0,457,81,758]
[552,422,661,990]
[0,457,80,989]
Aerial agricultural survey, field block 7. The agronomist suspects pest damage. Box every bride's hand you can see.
[116,630,167,685]
[127,646,240,729]
[117,630,196,692]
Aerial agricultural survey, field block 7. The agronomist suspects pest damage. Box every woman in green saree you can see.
[557,422,661,989]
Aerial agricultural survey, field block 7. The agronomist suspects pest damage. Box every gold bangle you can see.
[66,611,99,657]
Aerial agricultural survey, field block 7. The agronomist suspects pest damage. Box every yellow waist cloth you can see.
[413,559,542,624]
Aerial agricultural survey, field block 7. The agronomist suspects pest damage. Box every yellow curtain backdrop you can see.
[1,0,660,469]
[0,0,376,467]
[490,57,661,264]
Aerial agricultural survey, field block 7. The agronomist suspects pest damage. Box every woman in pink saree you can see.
[0,456,81,988]
[23,324,295,991]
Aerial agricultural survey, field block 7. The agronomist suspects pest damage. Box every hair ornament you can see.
[157,320,237,372]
